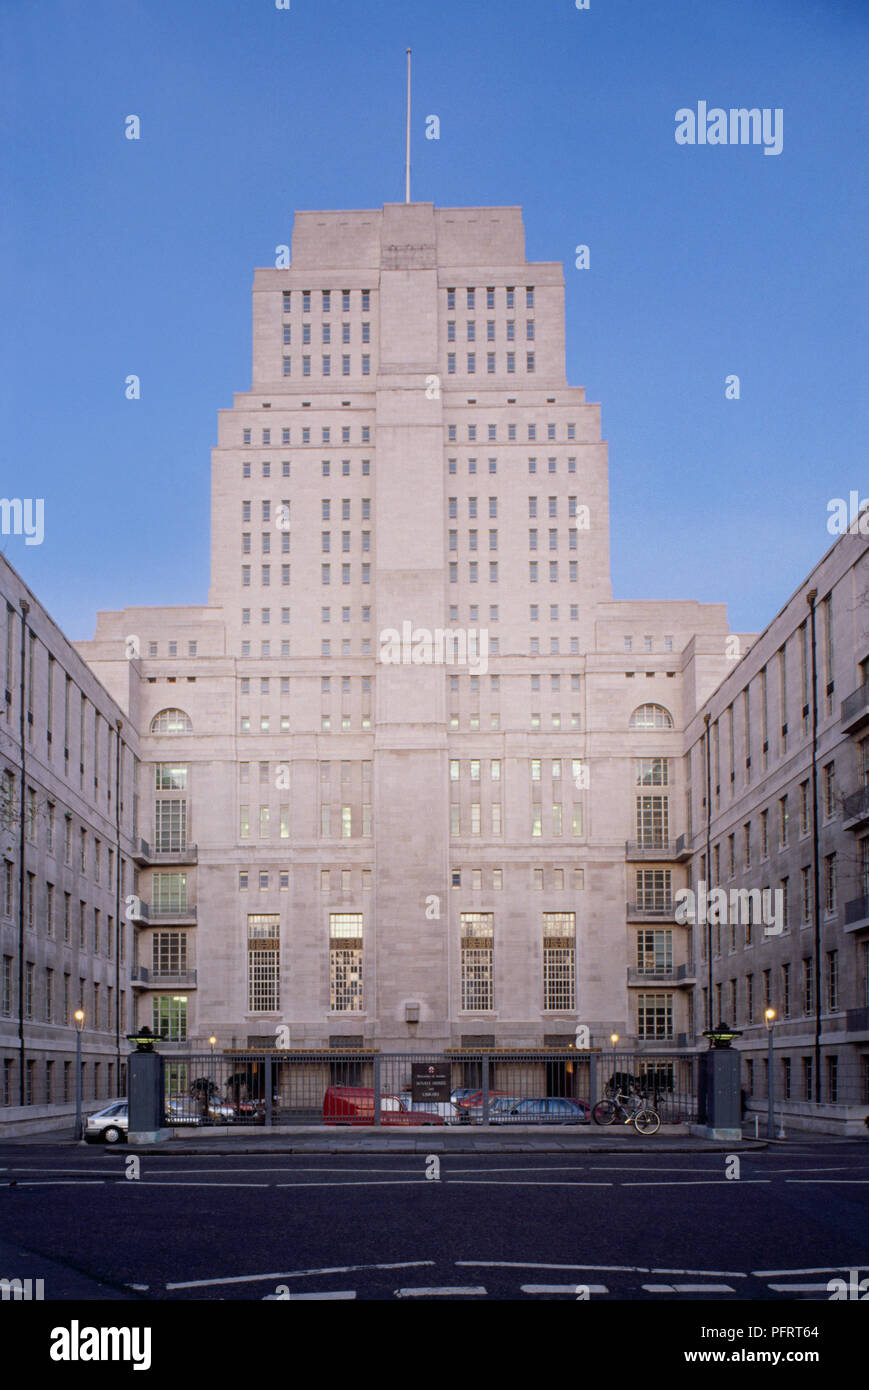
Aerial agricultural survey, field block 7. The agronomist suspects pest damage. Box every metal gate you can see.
[159,1048,699,1127]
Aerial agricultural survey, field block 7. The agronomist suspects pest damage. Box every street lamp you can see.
[702,1021,743,1048]
[74,1009,85,1141]
[209,1035,217,1121]
[764,1008,777,1139]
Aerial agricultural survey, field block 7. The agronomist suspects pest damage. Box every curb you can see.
[85,1139,773,1156]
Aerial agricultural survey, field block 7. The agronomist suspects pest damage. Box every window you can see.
[149,708,192,735]
[153,994,187,1041]
[629,704,673,729]
[461,913,494,1011]
[824,853,837,913]
[637,993,674,1041]
[636,795,669,848]
[248,914,280,1012]
[635,757,669,786]
[636,870,672,910]
[330,913,363,1012]
[542,913,575,1010]
[822,763,836,819]
[827,950,839,1011]
[637,929,673,974]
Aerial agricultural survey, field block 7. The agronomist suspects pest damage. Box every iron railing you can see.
[843,786,869,827]
[157,1049,701,1127]
[841,681,869,730]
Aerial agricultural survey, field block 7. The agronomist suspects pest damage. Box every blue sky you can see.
[1,0,866,640]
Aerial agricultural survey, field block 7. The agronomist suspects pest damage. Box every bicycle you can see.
[592,1087,661,1135]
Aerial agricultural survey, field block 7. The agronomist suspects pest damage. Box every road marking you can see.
[264,1290,357,1300]
[785,1179,869,1185]
[643,1283,735,1294]
[117,1166,427,1175]
[444,1180,613,1187]
[13,1180,106,1186]
[621,1179,770,1187]
[592,1165,743,1173]
[118,1181,271,1188]
[753,1265,869,1277]
[760,1166,869,1173]
[167,1260,434,1290]
[521,1284,609,1295]
[767,1283,836,1293]
[395,1287,487,1298]
[274,1180,427,1188]
[126,1284,150,1291]
[2,1167,124,1175]
[650,1268,747,1278]
[457,1261,649,1272]
[446,1166,589,1174]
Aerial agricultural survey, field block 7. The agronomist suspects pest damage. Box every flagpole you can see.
[405,48,412,203]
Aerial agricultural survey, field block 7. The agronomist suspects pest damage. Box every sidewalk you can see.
[1,1122,779,1154]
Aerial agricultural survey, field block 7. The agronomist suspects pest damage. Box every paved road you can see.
[0,1142,867,1301]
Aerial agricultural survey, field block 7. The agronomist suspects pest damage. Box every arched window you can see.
[629,703,673,730]
[150,708,193,735]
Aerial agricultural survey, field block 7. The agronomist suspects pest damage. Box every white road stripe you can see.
[119,1181,270,1188]
[761,1167,867,1173]
[167,1260,434,1290]
[650,1268,747,1278]
[767,1283,836,1293]
[521,1284,609,1295]
[754,1265,869,1277]
[592,1165,741,1173]
[14,1180,106,1186]
[643,1284,735,1294]
[443,1180,613,1187]
[4,1167,129,1175]
[457,1261,649,1272]
[264,1290,357,1301]
[395,1287,487,1298]
[785,1179,869,1185]
[621,1179,771,1186]
[274,1180,426,1188]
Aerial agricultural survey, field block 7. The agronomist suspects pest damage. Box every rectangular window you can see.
[635,794,669,847]
[248,914,280,1012]
[330,913,363,1012]
[461,912,494,1011]
[152,872,188,914]
[636,929,673,975]
[152,994,187,1041]
[542,912,575,1010]
[637,993,674,1041]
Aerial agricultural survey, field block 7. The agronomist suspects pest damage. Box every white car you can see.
[84,1100,128,1144]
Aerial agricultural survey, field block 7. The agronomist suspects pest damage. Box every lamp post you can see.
[209,1036,217,1120]
[610,1032,619,1096]
[764,1008,776,1139]
[74,1009,85,1141]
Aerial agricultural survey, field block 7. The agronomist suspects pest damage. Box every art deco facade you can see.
[3,201,867,1132]
[80,203,743,1057]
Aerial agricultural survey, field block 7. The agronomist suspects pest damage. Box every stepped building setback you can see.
[1,202,867,1131]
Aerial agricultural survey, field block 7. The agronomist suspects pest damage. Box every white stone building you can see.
[3,200,866,1133]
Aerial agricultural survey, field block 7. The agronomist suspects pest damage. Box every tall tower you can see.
[83,201,731,1056]
[206,203,612,1048]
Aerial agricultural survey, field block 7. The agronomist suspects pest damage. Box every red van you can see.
[323,1085,444,1125]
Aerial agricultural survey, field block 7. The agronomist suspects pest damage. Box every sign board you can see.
[411,1062,451,1104]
